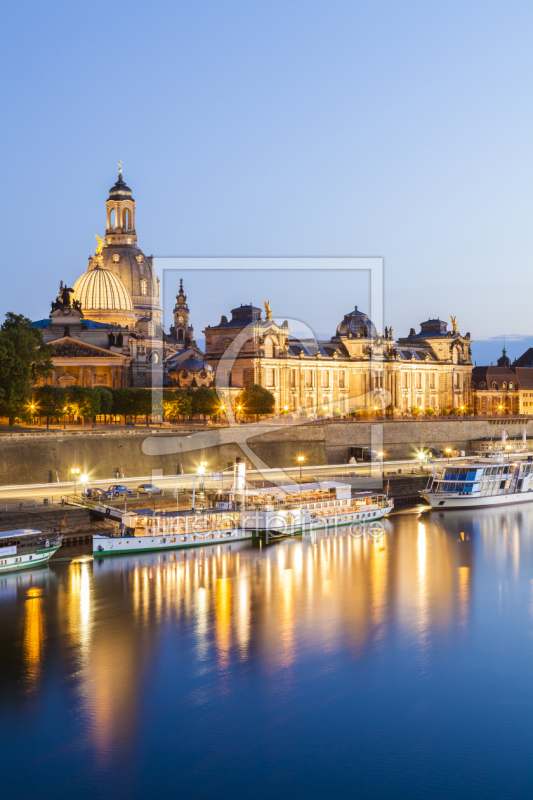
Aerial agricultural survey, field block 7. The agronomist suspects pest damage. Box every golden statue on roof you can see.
[450,315,458,334]
[95,234,104,258]
[264,300,272,320]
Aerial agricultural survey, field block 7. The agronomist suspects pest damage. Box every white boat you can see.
[0,529,63,574]
[93,460,393,556]
[421,453,533,510]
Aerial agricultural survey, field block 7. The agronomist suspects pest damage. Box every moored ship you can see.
[0,529,63,574]
[93,460,393,556]
[421,453,533,510]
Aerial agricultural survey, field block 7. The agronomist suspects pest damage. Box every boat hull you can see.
[0,545,61,574]
[93,528,252,556]
[93,503,393,555]
[421,491,533,510]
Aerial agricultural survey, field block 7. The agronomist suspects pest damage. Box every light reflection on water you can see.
[3,507,533,798]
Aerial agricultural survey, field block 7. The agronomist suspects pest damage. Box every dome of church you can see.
[108,173,134,201]
[335,306,377,338]
[170,357,213,374]
[73,267,136,326]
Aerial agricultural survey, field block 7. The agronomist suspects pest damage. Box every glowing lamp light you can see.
[80,474,88,482]
[237,406,242,411]
[283,405,289,411]
[71,468,79,475]
[445,448,451,453]
[378,451,384,458]
[297,456,304,463]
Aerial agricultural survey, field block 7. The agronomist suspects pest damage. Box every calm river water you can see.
[2,507,533,799]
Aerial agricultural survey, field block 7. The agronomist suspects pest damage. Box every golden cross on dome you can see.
[118,160,122,176]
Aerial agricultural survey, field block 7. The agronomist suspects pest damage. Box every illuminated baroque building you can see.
[31,168,172,388]
[204,303,473,414]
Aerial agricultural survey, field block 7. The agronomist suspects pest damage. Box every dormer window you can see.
[502,382,507,389]
[148,321,155,337]
[509,382,513,390]
[140,279,147,296]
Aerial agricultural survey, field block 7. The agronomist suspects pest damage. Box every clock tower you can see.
[170,279,196,350]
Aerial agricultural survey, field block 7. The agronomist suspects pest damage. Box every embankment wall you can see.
[0,417,529,486]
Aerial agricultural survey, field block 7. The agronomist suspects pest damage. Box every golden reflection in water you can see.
[78,517,480,749]
[68,561,92,660]
[371,535,388,631]
[279,564,294,667]
[216,577,232,669]
[415,522,428,643]
[23,587,45,689]
[458,566,470,628]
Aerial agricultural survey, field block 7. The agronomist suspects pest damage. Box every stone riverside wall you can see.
[0,417,530,487]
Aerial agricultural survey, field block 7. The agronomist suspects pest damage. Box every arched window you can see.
[124,209,130,229]
[479,381,486,389]
[110,209,116,228]
[177,329,184,341]
[502,382,507,389]
[509,382,513,390]
[140,279,147,296]
[492,382,498,389]
[148,321,155,337]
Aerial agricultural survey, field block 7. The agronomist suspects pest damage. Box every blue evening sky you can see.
[1,0,532,365]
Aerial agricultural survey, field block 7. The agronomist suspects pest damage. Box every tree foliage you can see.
[0,313,53,422]
[95,386,114,417]
[239,384,276,420]
[163,390,192,419]
[190,386,219,422]
[33,385,67,426]
[65,386,100,421]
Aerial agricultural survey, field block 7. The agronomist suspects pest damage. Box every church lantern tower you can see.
[105,162,137,246]
[81,164,162,326]
[170,279,196,349]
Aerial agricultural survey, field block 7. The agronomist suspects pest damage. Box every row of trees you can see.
[30,384,277,426]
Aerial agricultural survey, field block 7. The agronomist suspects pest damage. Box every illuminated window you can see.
[339,370,345,388]
[148,321,155,337]
[140,279,147,296]
[124,209,130,229]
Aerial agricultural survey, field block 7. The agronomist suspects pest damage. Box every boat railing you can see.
[3,536,63,554]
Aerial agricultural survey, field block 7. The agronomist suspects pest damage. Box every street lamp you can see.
[297,455,304,482]
[445,447,451,463]
[81,474,88,497]
[198,461,207,491]
[71,467,80,495]
[460,405,465,418]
